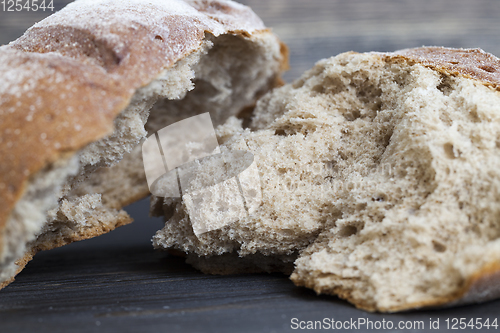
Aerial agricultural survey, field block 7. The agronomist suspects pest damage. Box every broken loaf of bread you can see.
[0,0,287,289]
[153,47,500,312]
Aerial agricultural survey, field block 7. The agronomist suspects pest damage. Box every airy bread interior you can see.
[1,31,283,287]
[153,51,500,311]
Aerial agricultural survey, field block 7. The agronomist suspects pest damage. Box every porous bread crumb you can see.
[0,155,79,284]
[154,50,500,312]
[0,0,285,288]
[68,30,282,210]
[32,30,282,253]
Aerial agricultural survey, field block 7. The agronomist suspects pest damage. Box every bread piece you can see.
[0,0,287,289]
[153,47,500,312]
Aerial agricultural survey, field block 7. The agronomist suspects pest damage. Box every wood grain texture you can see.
[1,1,500,332]
[2,200,500,333]
[2,0,500,81]
[240,0,500,81]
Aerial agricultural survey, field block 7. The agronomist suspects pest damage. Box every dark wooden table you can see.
[1,1,500,332]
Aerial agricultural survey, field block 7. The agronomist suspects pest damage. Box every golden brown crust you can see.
[291,240,500,312]
[0,250,35,290]
[1,209,132,288]
[0,0,271,258]
[279,41,291,73]
[389,47,500,90]
[290,272,378,312]
[32,210,133,252]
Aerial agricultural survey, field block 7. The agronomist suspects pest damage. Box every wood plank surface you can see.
[3,0,500,81]
[239,0,500,81]
[2,201,500,333]
[1,1,500,332]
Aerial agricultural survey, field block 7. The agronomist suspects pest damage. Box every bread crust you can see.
[389,47,500,90]
[291,261,500,313]
[0,0,284,283]
[0,211,131,290]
